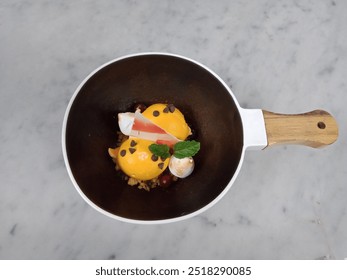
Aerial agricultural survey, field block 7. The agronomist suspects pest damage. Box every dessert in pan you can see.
[63,53,338,223]
[108,103,200,191]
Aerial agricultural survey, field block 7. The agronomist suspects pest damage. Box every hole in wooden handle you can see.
[317,121,326,129]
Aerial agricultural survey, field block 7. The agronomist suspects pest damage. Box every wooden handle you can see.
[263,110,338,148]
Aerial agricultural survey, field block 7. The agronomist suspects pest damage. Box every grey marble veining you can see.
[1,0,346,259]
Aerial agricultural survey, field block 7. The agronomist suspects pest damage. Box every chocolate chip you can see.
[129,148,136,154]
[158,162,164,169]
[153,110,160,117]
[160,157,166,162]
[120,150,126,157]
[168,104,175,113]
[151,154,159,162]
[130,140,137,147]
[163,107,169,113]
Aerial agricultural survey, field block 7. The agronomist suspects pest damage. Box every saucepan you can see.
[62,53,338,224]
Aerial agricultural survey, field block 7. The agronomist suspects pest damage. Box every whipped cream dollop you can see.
[169,156,195,178]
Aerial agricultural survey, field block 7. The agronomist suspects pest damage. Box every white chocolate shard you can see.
[118,110,180,146]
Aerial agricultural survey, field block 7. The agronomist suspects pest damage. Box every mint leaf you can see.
[173,140,200,159]
[149,144,171,159]
[150,141,201,160]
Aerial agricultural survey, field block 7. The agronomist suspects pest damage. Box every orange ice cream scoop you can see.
[142,104,191,140]
[117,138,169,181]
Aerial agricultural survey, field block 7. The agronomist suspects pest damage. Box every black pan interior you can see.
[65,54,243,221]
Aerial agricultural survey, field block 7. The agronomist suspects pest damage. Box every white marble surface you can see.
[1,0,346,259]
